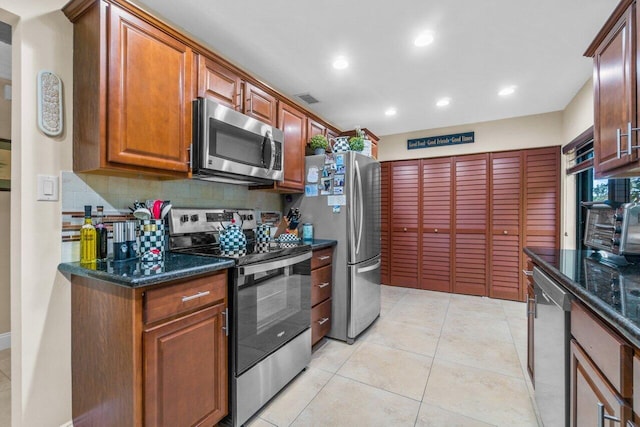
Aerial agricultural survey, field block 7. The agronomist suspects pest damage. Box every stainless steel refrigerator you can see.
[288,151,381,343]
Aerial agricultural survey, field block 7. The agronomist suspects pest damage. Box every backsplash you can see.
[60,171,283,262]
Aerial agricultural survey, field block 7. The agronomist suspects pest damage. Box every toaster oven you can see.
[583,202,640,256]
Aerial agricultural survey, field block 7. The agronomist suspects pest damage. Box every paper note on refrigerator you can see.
[327,195,346,206]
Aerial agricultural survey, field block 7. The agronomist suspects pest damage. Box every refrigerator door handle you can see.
[357,259,381,274]
[355,160,364,255]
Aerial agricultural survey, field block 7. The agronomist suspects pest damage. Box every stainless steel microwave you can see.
[191,98,284,185]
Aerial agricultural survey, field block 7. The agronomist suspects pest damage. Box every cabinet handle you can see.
[597,402,621,427]
[181,290,210,303]
[222,308,229,337]
[317,282,330,288]
[617,127,622,159]
[318,317,330,325]
[522,269,533,277]
[318,256,331,261]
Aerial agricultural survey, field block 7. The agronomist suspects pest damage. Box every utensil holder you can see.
[139,219,165,259]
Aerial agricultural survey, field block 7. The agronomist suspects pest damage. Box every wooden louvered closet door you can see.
[522,147,560,298]
[389,160,420,288]
[421,158,453,292]
[380,162,391,285]
[454,154,489,296]
[489,152,522,300]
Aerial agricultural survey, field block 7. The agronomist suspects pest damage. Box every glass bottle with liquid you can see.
[95,205,108,261]
[80,205,97,265]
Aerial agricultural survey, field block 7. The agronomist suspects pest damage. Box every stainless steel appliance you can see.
[583,202,640,257]
[191,98,284,186]
[288,151,381,343]
[533,266,572,427]
[168,208,311,427]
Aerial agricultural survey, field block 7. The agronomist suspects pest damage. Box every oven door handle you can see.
[239,251,312,276]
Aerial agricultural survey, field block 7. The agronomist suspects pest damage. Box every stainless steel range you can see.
[168,208,312,427]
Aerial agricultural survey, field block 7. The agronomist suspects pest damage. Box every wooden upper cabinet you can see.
[197,55,242,110]
[587,2,638,177]
[308,119,326,139]
[276,102,306,192]
[244,82,277,126]
[64,0,192,177]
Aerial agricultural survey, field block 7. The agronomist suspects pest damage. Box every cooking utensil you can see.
[152,200,163,220]
[160,201,172,219]
[133,207,151,220]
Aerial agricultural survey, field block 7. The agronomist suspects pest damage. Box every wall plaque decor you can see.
[407,131,474,150]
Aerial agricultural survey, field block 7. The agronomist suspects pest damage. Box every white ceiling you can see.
[134,0,618,137]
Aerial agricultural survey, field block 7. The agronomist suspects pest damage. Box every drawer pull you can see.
[318,317,329,325]
[597,402,621,427]
[522,269,533,277]
[318,256,331,261]
[181,290,210,303]
[317,282,330,288]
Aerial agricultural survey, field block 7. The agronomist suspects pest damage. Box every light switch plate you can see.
[37,174,59,201]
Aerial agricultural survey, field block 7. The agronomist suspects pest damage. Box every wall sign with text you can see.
[407,131,474,150]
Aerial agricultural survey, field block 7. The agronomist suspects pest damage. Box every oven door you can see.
[234,251,311,375]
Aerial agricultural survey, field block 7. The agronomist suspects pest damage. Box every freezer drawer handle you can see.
[317,282,330,288]
[597,402,620,427]
[357,259,381,274]
[318,317,330,325]
[181,290,210,303]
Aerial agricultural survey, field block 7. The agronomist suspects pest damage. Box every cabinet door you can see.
[380,162,391,285]
[593,6,636,175]
[489,152,522,301]
[421,158,452,292]
[308,119,326,139]
[277,102,306,191]
[108,5,191,173]
[198,55,242,110]
[570,340,631,427]
[454,154,488,296]
[144,304,228,427]
[390,160,420,287]
[244,82,277,126]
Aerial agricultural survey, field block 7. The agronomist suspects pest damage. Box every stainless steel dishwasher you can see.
[533,266,572,427]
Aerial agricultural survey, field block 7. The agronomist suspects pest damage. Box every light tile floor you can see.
[248,285,540,427]
[0,348,10,427]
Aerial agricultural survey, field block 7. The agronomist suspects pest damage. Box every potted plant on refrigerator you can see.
[309,134,329,155]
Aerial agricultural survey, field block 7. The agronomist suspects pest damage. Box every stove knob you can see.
[180,214,189,223]
[615,226,622,234]
[612,238,621,247]
[190,214,199,222]
[614,213,624,222]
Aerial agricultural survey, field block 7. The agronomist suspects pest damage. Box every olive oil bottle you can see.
[80,205,97,264]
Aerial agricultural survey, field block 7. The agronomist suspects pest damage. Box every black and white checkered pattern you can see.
[219,224,247,255]
[139,220,165,255]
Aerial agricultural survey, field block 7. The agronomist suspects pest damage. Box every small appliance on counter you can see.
[167,207,312,427]
[583,201,640,260]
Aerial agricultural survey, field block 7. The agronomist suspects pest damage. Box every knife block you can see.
[273,217,298,238]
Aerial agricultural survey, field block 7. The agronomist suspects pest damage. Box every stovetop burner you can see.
[168,207,310,265]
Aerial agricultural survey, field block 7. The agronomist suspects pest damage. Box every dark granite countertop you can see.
[525,247,640,349]
[308,239,337,251]
[58,252,235,288]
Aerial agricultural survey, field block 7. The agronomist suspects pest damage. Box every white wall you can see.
[1,1,74,426]
[0,191,9,337]
[378,111,564,162]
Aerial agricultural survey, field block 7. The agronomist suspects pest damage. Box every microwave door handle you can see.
[268,132,276,172]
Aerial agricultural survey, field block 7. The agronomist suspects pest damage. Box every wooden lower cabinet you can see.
[311,246,334,345]
[570,340,631,427]
[71,270,228,426]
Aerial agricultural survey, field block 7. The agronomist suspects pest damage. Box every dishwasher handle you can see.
[532,267,572,311]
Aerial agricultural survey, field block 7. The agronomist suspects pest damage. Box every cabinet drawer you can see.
[311,264,332,306]
[145,272,227,324]
[571,301,632,397]
[311,247,333,270]
[311,298,331,346]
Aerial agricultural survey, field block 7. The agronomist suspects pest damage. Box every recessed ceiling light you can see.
[498,85,517,96]
[385,108,397,116]
[414,32,435,47]
[332,56,349,70]
[436,97,450,107]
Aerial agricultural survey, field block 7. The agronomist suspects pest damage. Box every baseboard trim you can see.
[0,332,9,351]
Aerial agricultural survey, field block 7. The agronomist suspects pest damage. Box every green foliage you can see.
[348,136,365,151]
[309,134,329,150]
